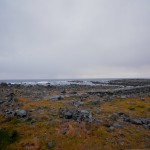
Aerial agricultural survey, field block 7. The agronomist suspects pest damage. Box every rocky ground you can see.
[0,79,150,150]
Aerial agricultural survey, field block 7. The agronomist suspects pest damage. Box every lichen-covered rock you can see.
[59,108,93,122]
[15,109,27,118]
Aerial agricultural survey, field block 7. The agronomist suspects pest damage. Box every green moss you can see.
[11,118,21,125]
[0,128,19,149]
[128,106,135,111]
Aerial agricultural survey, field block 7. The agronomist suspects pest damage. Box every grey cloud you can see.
[0,0,150,79]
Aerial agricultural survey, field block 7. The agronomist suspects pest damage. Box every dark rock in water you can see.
[58,108,93,122]
[90,81,102,84]
[47,141,54,148]
[15,109,27,118]
[0,82,8,87]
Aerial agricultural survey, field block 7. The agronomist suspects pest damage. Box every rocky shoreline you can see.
[0,79,150,149]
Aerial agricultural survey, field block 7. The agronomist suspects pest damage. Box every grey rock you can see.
[108,113,119,121]
[50,95,64,100]
[80,110,89,114]
[64,111,73,119]
[72,101,83,107]
[6,92,15,102]
[95,110,101,114]
[113,123,123,128]
[15,109,27,118]
[108,112,130,123]
[131,119,143,125]
[120,96,126,99]
[4,110,15,117]
[143,124,150,129]
[128,101,135,105]
[47,141,54,148]
[123,116,150,127]
[58,108,94,122]
[60,128,68,134]
[107,126,115,132]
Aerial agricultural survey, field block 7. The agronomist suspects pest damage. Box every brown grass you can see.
[0,96,150,149]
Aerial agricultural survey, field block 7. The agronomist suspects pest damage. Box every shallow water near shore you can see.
[0,78,113,86]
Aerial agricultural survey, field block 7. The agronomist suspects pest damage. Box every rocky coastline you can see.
[0,79,150,149]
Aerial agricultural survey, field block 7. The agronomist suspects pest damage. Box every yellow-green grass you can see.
[101,97,150,118]
[0,96,150,149]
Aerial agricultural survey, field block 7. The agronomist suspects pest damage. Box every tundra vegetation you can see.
[0,79,150,149]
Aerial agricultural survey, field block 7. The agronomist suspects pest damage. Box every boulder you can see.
[58,108,93,122]
[131,119,143,125]
[130,118,150,126]
[4,110,15,117]
[15,109,27,118]
[143,124,150,129]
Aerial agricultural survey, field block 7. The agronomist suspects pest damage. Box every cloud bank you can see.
[0,0,150,79]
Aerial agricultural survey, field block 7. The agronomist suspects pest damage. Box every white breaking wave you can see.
[0,79,111,86]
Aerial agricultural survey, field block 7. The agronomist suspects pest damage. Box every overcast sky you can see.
[0,0,150,79]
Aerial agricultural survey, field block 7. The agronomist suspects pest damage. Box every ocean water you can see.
[0,78,113,86]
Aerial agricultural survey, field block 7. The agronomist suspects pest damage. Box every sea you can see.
[0,78,114,86]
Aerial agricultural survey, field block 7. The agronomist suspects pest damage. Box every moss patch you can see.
[0,128,19,149]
